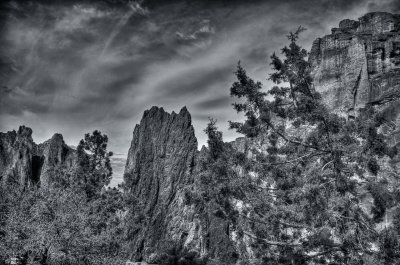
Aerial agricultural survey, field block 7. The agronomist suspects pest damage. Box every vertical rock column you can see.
[124,106,198,261]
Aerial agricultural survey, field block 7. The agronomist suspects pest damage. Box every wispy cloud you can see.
[101,2,149,56]
[0,0,399,158]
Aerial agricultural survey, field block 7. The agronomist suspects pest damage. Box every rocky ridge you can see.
[0,126,77,187]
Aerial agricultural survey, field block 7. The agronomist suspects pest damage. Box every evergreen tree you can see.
[0,131,126,265]
[228,27,395,264]
[77,130,113,199]
[182,118,244,264]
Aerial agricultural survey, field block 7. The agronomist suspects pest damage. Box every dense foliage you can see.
[225,27,400,264]
[0,131,126,265]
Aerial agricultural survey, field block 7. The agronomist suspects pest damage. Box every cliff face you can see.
[0,126,76,187]
[0,126,36,187]
[310,12,400,120]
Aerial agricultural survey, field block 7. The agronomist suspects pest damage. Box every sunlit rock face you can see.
[0,126,76,187]
[310,12,400,119]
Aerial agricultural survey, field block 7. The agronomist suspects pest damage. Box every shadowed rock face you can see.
[0,126,76,187]
[0,126,35,186]
[37,133,77,187]
[310,12,400,119]
[124,107,252,264]
[124,106,198,261]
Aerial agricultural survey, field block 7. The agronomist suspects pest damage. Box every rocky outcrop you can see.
[310,12,400,120]
[124,107,255,264]
[36,133,77,187]
[0,126,77,187]
[0,126,36,187]
[124,106,199,262]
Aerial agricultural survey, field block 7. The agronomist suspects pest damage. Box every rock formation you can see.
[310,12,400,121]
[0,126,36,187]
[0,126,77,187]
[123,107,253,264]
[124,106,201,261]
[36,133,77,187]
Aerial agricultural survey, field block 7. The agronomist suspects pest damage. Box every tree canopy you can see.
[0,131,126,265]
[225,27,399,264]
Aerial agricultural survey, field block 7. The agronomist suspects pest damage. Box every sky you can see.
[1,0,399,185]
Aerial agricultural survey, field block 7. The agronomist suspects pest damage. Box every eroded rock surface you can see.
[310,12,400,119]
[0,126,36,186]
[124,107,255,264]
[124,106,198,261]
[37,133,77,187]
[0,126,76,187]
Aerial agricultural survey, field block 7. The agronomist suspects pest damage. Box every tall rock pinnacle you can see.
[124,106,198,261]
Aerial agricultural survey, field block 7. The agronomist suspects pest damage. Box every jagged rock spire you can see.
[0,126,77,187]
[124,106,198,261]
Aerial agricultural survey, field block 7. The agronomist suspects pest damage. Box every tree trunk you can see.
[40,248,48,265]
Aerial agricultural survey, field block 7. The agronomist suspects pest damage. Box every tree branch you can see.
[264,121,329,153]
[260,152,323,166]
[243,231,302,247]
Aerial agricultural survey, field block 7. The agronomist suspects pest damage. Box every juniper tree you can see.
[229,27,397,264]
[77,130,113,199]
[182,118,244,264]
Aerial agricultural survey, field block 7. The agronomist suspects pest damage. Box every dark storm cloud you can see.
[0,0,399,162]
